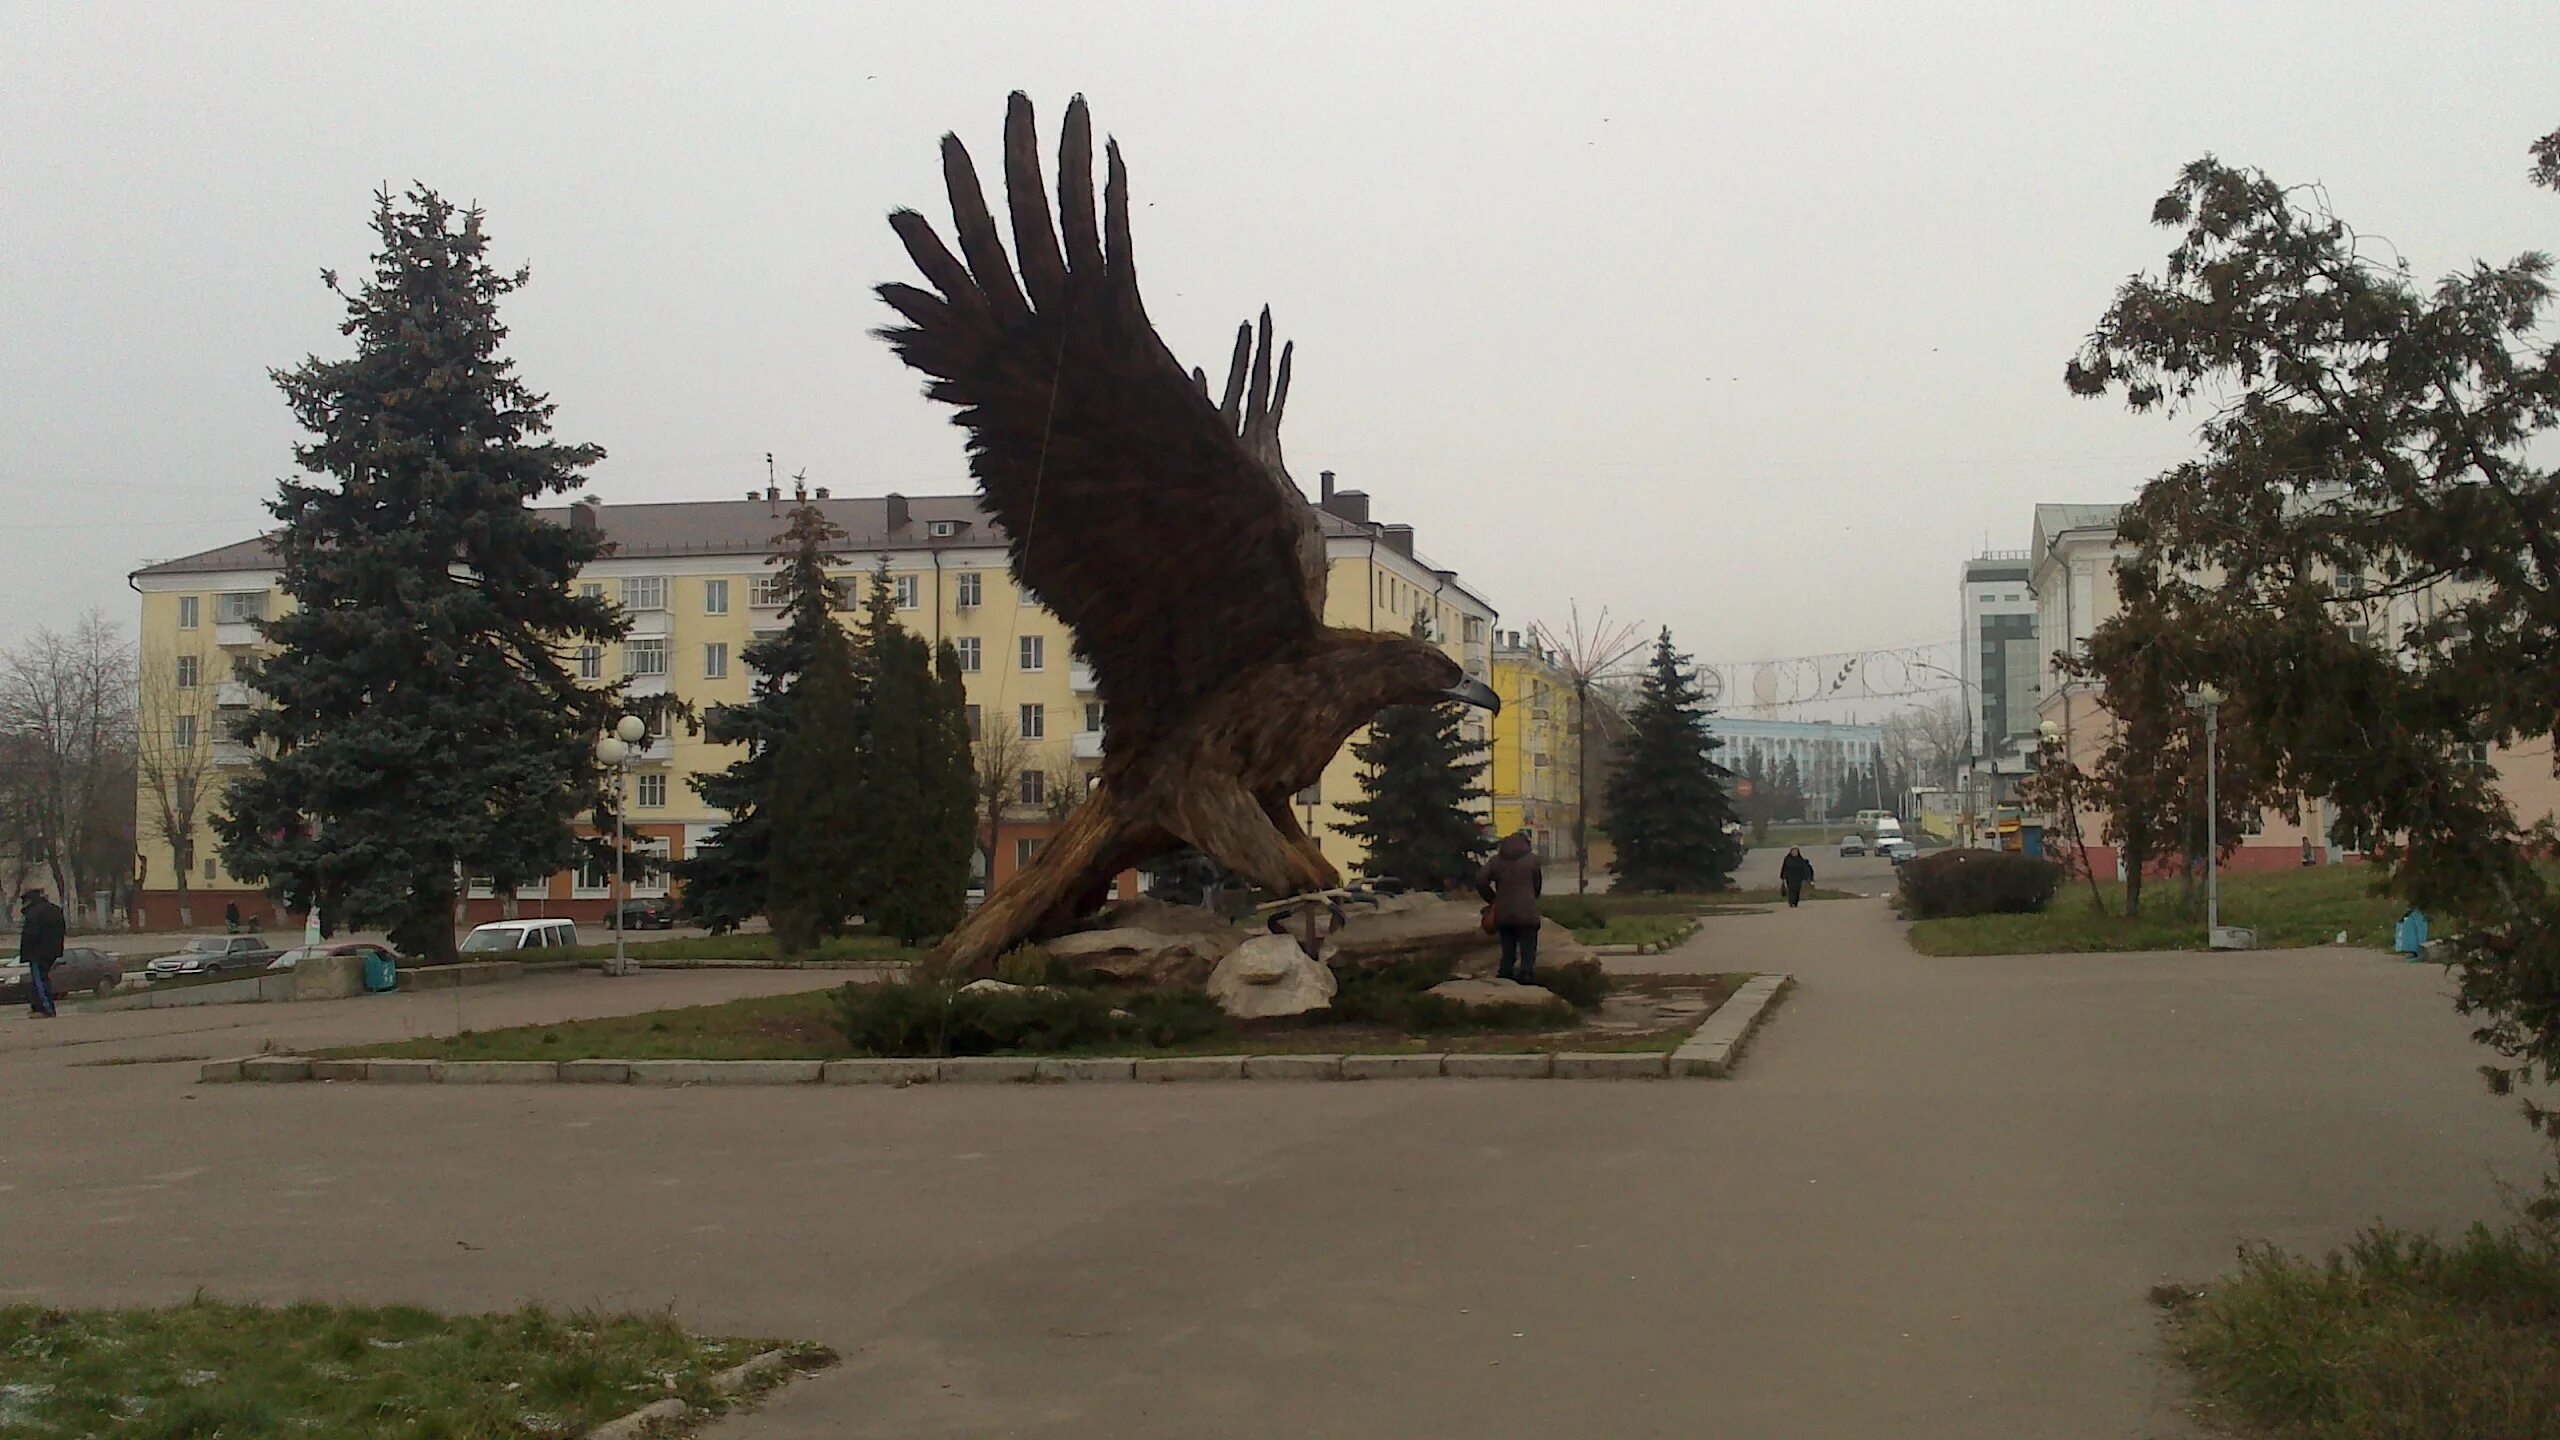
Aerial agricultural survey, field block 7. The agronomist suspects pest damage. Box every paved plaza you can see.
[3,867,2542,1438]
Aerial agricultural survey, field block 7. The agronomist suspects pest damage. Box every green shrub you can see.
[830,979,957,1057]
[993,944,1059,987]
[830,978,1121,1057]
[1897,850,2064,919]
[1119,989,1230,1048]
[1539,896,1608,931]
[1535,958,1611,1009]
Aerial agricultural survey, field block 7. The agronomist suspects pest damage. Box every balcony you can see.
[626,735,673,765]
[623,672,671,698]
[1070,730,1105,761]
[216,681,253,708]
[1069,661,1098,694]
[623,608,674,639]
[211,740,255,768]
[214,621,261,648]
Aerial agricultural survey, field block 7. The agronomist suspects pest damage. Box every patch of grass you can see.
[2163,1221,2560,1440]
[1905,865,2402,955]
[549,932,919,964]
[335,988,854,1062]
[0,1296,828,1439]
[1573,914,1696,949]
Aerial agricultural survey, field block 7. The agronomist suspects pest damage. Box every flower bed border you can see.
[199,974,1793,1087]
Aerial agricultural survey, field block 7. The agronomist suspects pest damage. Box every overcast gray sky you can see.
[7,2,2553,686]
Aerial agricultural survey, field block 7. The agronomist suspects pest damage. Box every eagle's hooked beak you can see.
[1442,675,1501,713]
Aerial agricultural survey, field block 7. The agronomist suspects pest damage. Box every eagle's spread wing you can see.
[876,93,1328,763]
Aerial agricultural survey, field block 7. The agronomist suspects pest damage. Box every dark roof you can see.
[134,490,1390,579]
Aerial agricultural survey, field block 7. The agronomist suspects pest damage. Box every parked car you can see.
[1839,835,1867,857]
[144,934,280,981]
[0,947,122,1004]
[459,919,581,954]
[266,941,398,973]
[604,899,675,931]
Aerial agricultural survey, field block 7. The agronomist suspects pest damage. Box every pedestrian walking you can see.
[20,886,65,1019]
[224,901,241,934]
[1779,847,1816,908]
[1475,831,1545,983]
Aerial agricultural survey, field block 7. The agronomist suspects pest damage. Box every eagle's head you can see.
[1315,629,1502,721]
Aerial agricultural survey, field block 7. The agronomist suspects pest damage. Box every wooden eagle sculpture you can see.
[878,92,1499,972]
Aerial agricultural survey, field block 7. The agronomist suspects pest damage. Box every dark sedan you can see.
[0,947,123,1004]
[605,900,676,931]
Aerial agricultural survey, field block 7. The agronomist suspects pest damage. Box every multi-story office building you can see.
[1714,718,1887,818]
[128,477,1496,927]
[1487,629,1575,859]
[1960,550,2040,764]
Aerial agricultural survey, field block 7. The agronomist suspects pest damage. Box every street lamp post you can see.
[595,714,647,978]
[2183,684,2226,945]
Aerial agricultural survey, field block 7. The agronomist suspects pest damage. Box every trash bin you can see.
[362,949,399,994]
[2393,909,2430,959]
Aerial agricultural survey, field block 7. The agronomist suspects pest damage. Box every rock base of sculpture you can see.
[1052,897,1246,988]
[1206,934,1338,1019]
[1427,977,1571,1011]
[1323,895,1596,981]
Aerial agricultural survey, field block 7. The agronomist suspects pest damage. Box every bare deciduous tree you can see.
[970,713,1031,882]
[0,612,136,916]
[136,659,219,927]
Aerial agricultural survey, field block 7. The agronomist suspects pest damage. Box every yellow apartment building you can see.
[1487,629,1576,860]
[128,477,1498,927]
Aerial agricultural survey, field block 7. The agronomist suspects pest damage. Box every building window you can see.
[1083,702,1106,733]
[204,858,217,881]
[955,572,983,608]
[954,637,982,673]
[580,581,605,601]
[704,643,729,679]
[621,576,669,612]
[175,655,200,689]
[575,854,612,895]
[749,576,783,608]
[929,520,960,538]
[1016,837,1046,868]
[576,646,604,681]
[625,639,669,677]
[703,579,730,615]
[1019,769,1046,807]
[177,596,200,630]
[636,773,667,808]
[965,704,981,741]
[1019,702,1045,740]
[1019,635,1045,671]
[894,574,920,609]
[172,715,197,749]
[215,591,267,624]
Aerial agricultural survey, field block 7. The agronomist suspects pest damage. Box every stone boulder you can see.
[1326,896,1492,971]
[1205,934,1338,1019]
[1051,898,1244,987]
[1426,977,1571,1011]
[1446,918,1597,980]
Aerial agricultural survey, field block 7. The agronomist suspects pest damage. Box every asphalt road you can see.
[2,896,2541,1438]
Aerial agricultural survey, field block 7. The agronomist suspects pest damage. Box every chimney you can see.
[1328,489,1370,525]
[885,493,911,531]
[814,486,830,499]
[569,495,601,536]
[1319,470,1336,503]
[1381,524,1416,557]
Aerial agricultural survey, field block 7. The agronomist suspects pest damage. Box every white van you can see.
[459,919,581,954]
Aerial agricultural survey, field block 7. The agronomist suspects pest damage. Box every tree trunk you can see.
[396,877,462,965]
[2123,833,2147,918]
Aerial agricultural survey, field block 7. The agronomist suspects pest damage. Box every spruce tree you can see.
[1604,629,1743,893]
[214,188,622,962]
[1338,621,1492,891]
[674,502,847,929]
[765,620,866,953]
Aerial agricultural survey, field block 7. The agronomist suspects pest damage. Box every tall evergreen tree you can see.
[765,620,866,953]
[675,502,847,930]
[214,188,622,962]
[1604,630,1743,893]
[1338,620,1491,891]
[850,559,971,943]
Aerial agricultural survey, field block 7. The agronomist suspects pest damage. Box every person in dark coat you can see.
[1475,831,1546,983]
[19,886,65,1019]
[1778,847,1816,908]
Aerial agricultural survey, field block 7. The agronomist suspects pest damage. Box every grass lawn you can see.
[2159,1221,2560,1440]
[332,973,1752,1063]
[1576,914,1697,949]
[551,932,919,964]
[0,1297,827,1440]
[1905,864,2404,956]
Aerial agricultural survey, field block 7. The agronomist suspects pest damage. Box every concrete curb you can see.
[1669,973,1794,1078]
[202,976,1794,1088]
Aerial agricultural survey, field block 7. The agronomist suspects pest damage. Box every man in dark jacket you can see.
[1778,847,1815,908]
[20,886,65,1019]
[1475,831,1545,983]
